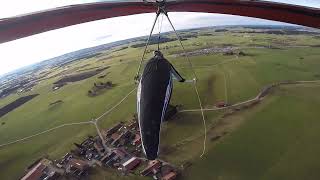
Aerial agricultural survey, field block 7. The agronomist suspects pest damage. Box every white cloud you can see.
[0,0,319,75]
[0,12,289,75]
[265,0,320,8]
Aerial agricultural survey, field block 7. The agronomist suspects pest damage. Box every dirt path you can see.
[223,68,229,103]
[0,121,92,148]
[1,80,320,149]
[0,87,136,149]
[179,80,320,113]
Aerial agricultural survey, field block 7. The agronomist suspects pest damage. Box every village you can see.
[19,78,302,180]
[20,106,179,180]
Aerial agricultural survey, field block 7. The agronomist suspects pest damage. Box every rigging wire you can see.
[164,12,207,158]
[157,14,164,51]
[134,11,160,83]
[135,1,207,158]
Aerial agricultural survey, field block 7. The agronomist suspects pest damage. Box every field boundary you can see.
[179,80,320,113]
[0,87,136,149]
[1,80,319,149]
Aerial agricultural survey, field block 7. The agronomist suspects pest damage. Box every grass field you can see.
[1,27,320,179]
[182,84,320,180]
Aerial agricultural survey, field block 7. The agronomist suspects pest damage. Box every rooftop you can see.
[21,162,46,180]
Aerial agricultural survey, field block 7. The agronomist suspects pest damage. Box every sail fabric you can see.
[0,0,319,43]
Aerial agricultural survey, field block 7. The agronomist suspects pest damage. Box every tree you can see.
[106,81,113,87]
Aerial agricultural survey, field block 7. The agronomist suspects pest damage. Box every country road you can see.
[0,80,319,149]
[0,87,137,149]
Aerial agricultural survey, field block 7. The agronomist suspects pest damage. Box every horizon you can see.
[0,0,319,76]
[0,24,298,77]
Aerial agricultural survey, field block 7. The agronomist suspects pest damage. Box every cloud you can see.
[0,12,295,75]
[94,35,113,42]
[265,0,320,8]
[0,0,319,75]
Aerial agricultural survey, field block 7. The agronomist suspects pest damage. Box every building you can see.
[215,101,227,108]
[113,148,128,160]
[21,159,59,180]
[111,130,132,147]
[162,171,178,180]
[93,141,105,154]
[80,136,95,147]
[105,122,124,137]
[132,133,141,146]
[107,132,119,143]
[101,153,117,167]
[21,163,47,180]
[127,120,138,130]
[141,160,162,176]
[121,157,141,172]
[66,158,89,177]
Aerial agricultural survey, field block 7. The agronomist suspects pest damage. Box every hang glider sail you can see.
[0,0,319,44]
[137,51,185,160]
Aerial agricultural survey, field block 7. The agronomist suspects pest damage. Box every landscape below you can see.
[0,25,320,180]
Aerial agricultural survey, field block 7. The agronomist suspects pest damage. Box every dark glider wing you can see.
[137,56,173,160]
[166,0,320,29]
[0,1,156,43]
[0,0,320,44]
[170,64,185,82]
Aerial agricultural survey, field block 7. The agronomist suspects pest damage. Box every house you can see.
[68,159,88,170]
[141,160,162,176]
[132,133,141,146]
[215,101,229,108]
[101,153,117,167]
[21,159,59,180]
[81,137,95,147]
[21,162,47,180]
[58,153,73,165]
[100,148,128,168]
[105,122,124,137]
[162,171,178,180]
[93,141,105,154]
[111,130,132,147]
[66,158,89,177]
[110,132,121,146]
[127,120,138,130]
[121,157,141,172]
[118,130,132,146]
[109,132,120,143]
[113,148,128,160]
[103,148,127,167]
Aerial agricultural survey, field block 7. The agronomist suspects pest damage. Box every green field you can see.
[1,27,320,180]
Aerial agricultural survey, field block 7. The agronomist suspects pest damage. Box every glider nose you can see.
[145,148,158,160]
[141,132,159,160]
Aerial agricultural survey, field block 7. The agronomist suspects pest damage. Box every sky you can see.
[0,0,319,76]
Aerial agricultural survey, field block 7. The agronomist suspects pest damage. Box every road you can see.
[0,87,137,149]
[1,80,320,149]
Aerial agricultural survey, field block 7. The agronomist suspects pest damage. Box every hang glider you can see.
[0,0,319,44]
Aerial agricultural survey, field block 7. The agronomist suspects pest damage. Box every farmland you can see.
[1,26,320,179]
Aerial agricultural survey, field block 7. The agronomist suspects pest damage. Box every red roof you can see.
[68,159,88,171]
[132,134,141,145]
[111,132,120,140]
[216,101,226,107]
[21,163,46,180]
[141,160,161,176]
[113,148,127,159]
[122,157,141,171]
[162,172,177,180]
